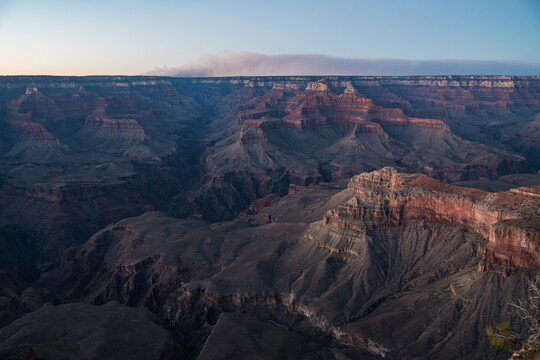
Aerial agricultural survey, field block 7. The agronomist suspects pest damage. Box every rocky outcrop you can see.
[5,120,59,143]
[343,81,357,95]
[324,167,540,271]
[352,122,388,137]
[368,107,450,130]
[235,84,374,130]
[236,120,272,145]
[305,79,330,92]
[82,116,145,137]
[246,194,281,213]
[511,186,540,198]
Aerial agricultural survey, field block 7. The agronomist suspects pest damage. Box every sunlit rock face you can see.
[324,167,540,271]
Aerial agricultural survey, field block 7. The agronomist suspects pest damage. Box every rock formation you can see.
[0,76,539,359]
[43,168,539,359]
[324,167,540,271]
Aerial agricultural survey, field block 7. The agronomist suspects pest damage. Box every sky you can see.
[0,0,539,76]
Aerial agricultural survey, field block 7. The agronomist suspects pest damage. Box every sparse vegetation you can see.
[486,322,522,352]
[487,277,540,358]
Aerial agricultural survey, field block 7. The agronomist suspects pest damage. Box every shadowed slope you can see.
[45,168,540,359]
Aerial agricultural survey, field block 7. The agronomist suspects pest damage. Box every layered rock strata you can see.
[324,167,540,271]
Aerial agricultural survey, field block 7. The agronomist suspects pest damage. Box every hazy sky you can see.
[1,0,539,76]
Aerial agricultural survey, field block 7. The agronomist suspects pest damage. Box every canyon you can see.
[0,76,539,359]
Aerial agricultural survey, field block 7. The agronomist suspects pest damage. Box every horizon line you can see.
[1,74,540,78]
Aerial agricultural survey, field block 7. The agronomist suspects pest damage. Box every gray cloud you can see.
[148,52,540,77]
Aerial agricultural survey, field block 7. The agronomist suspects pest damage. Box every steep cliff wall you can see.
[324,167,540,271]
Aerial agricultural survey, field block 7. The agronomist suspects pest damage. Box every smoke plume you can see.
[148,52,540,77]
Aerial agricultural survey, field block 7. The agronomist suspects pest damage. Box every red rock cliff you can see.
[324,167,540,271]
